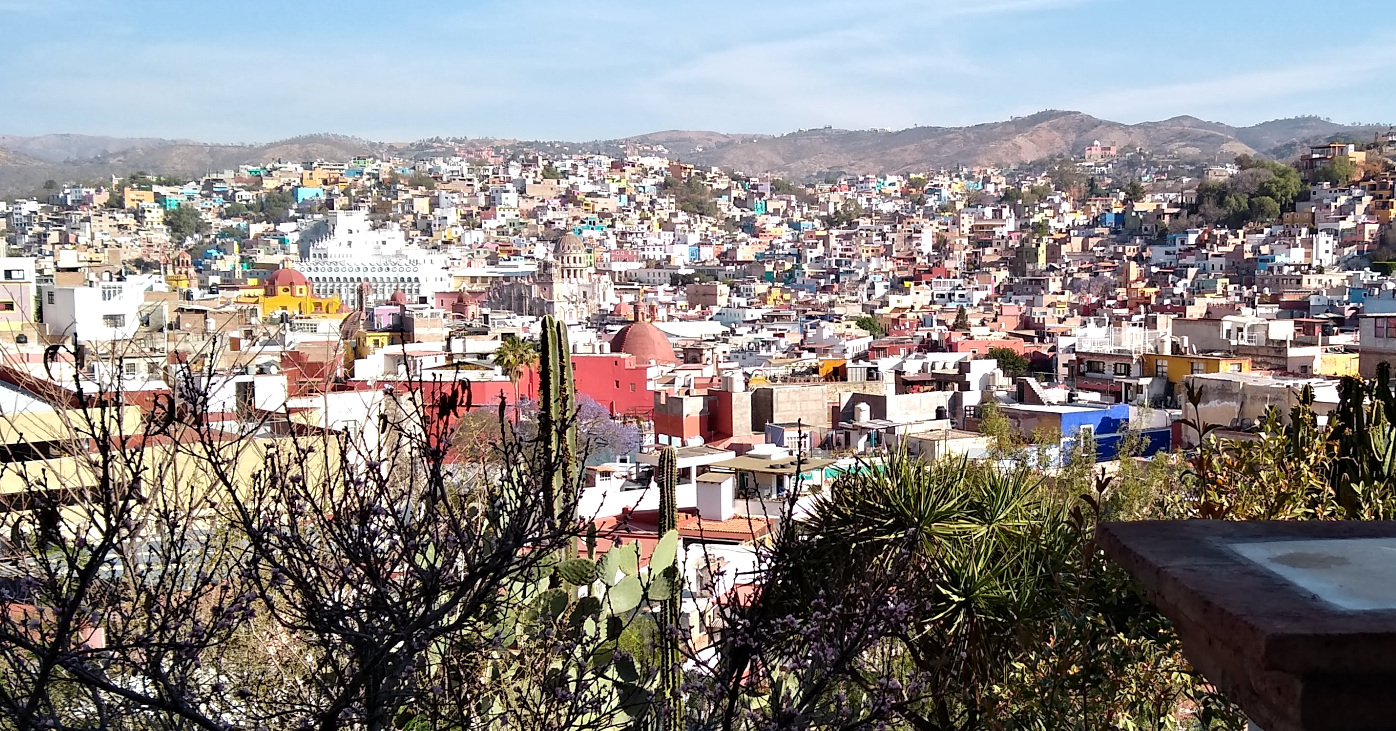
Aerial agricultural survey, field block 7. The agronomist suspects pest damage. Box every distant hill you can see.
[605,111,1390,179]
[1,114,1390,198]
[0,134,385,198]
[0,134,191,164]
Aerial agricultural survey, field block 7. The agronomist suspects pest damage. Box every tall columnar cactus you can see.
[656,446,684,729]
[537,316,579,529]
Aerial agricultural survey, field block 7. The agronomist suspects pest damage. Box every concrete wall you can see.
[752,384,830,431]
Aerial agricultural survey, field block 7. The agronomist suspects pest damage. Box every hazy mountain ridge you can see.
[0,134,386,197]
[615,111,1388,178]
[1,113,1388,197]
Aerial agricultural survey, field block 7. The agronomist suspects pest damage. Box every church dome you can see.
[610,320,676,365]
[556,233,585,255]
[266,268,309,288]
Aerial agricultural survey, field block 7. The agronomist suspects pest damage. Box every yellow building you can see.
[239,268,343,318]
[122,188,156,209]
[1317,352,1359,377]
[1141,353,1250,383]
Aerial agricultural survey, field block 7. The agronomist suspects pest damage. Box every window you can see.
[122,361,138,376]
[614,380,621,388]
[963,405,979,419]
[1191,361,1206,375]
[101,286,121,302]
[1228,363,1243,373]
[102,314,125,329]
[1379,319,1389,339]
[47,292,54,305]
[0,301,14,312]
[629,383,636,392]
[1113,362,1130,376]
[1085,360,1105,374]
[4,270,23,280]
[1155,361,1169,377]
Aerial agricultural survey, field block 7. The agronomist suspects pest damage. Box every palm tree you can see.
[493,335,538,408]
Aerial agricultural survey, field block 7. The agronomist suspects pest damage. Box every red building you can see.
[571,353,659,420]
[943,334,1025,357]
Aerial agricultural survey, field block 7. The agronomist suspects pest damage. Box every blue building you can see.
[999,402,1170,464]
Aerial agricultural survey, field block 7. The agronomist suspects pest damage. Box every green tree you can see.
[493,335,539,405]
[1315,156,1357,185]
[217,226,247,243]
[261,189,296,223]
[769,178,799,195]
[952,305,970,331]
[1124,178,1146,203]
[407,172,437,190]
[853,315,884,338]
[1048,160,1086,196]
[164,205,209,241]
[541,163,563,180]
[1249,195,1281,222]
[41,179,57,191]
[977,399,1018,453]
[987,346,1029,377]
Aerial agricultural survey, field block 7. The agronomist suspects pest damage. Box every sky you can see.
[3,0,1396,143]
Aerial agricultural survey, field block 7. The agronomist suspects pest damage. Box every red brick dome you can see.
[266,268,309,288]
[610,320,676,365]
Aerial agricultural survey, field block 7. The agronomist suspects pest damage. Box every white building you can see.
[294,210,452,306]
[39,274,162,343]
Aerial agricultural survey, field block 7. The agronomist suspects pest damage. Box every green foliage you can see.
[541,163,563,180]
[853,315,884,338]
[163,205,209,240]
[769,178,799,195]
[977,399,1018,454]
[407,172,437,190]
[1178,373,1396,520]
[1124,178,1146,203]
[731,453,1228,730]
[1314,155,1357,185]
[662,175,722,218]
[823,199,867,228]
[1194,156,1302,228]
[492,335,538,402]
[986,347,1028,377]
[1048,160,1086,195]
[217,226,246,243]
[261,189,296,223]
[952,305,970,331]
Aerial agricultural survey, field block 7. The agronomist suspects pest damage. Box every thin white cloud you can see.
[1061,37,1396,125]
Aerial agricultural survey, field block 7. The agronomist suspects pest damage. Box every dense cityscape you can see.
[6,0,1396,726]
[0,129,1392,729]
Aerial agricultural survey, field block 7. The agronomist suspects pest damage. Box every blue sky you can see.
[2,0,1395,142]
